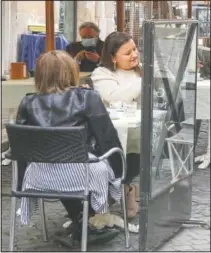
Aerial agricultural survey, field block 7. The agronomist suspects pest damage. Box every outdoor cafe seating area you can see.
[1,0,210,251]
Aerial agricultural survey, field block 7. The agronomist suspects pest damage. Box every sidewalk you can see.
[159,120,210,252]
[1,121,210,252]
[159,168,210,252]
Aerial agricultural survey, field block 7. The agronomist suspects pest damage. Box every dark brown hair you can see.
[101,32,142,75]
[35,50,79,94]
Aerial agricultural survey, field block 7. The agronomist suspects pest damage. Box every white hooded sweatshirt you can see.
[91,67,142,106]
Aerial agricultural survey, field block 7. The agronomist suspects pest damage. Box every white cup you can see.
[123,102,137,117]
[109,101,124,111]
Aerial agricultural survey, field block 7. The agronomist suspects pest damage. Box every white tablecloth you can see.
[111,110,167,155]
[196,79,210,119]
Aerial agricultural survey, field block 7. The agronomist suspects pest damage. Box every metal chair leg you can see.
[168,142,176,182]
[188,144,194,173]
[9,197,17,252]
[39,198,48,242]
[122,184,130,248]
[81,200,89,252]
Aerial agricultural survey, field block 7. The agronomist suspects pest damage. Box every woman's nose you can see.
[131,50,138,58]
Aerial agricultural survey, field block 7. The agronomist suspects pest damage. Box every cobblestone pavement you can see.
[159,120,210,252]
[159,168,210,252]
[1,121,210,252]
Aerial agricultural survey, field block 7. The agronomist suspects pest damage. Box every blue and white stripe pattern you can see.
[20,153,122,225]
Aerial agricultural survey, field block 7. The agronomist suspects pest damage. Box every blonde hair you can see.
[35,50,79,94]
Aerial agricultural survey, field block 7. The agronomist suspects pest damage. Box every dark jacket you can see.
[16,88,123,179]
[66,39,104,72]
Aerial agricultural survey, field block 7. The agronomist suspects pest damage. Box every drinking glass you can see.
[123,101,137,117]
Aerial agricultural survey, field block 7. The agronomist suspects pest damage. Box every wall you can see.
[1,1,17,75]
[95,1,116,40]
[16,1,60,35]
[1,0,4,75]
[0,0,2,119]
[1,1,60,75]
[2,1,115,75]
[76,1,115,41]
[63,1,76,42]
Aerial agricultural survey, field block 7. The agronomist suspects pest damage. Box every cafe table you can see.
[1,72,91,147]
[110,109,167,156]
[2,72,91,112]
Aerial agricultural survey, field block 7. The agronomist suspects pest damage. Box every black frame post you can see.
[139,20,154,252]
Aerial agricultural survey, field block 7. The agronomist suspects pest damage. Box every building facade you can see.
[1,1,115,76]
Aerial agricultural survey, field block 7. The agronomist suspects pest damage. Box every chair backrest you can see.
[6,124,88,163]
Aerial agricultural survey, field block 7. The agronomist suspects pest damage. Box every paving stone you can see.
[1,120,210,251]
[169,245,194,251]
[158,120,210,252]
[186,231,210,240]
[171,239,193,246]
[191,244,211,251]
[191,239,210,245]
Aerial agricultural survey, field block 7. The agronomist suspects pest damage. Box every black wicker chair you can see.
[5,123,129,252]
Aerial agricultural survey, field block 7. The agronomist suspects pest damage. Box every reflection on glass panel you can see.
[197,8,210,22]
[58,1,65,33]
[197,9,210,37]
[58,1,76,42]
[151,23,197,192]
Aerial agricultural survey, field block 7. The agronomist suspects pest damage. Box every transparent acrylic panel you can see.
[196,8,210,37]
[58,1,76,41]
[151,23,198,193]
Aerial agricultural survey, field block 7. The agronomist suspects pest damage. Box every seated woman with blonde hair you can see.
[16,50,123,246]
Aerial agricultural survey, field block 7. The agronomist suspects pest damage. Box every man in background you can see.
[66,22,104,72]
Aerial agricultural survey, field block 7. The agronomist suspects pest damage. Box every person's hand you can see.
[79,83,90,88]
[75,50,86,62]
[85,51,100,63]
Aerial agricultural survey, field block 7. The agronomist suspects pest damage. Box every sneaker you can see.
[86,225,120,245]
[54,223,120,248]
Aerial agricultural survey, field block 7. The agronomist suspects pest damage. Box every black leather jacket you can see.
[16,87,123,178]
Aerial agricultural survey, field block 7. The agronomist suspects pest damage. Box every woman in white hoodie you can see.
[91,32,142,107]
[91,32,142,218]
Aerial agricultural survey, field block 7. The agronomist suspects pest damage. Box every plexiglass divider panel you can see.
[151,21,198,193]
[140,20,198,251]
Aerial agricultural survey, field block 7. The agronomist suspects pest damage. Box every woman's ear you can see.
[140,68,143,77]
[111,55,116,64]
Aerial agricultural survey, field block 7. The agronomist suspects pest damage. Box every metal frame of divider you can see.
[139,19,198,251]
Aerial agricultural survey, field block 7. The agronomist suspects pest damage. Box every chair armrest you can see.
[98,148,127,182]
[165,121,177,135]
[88,157,100,163]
